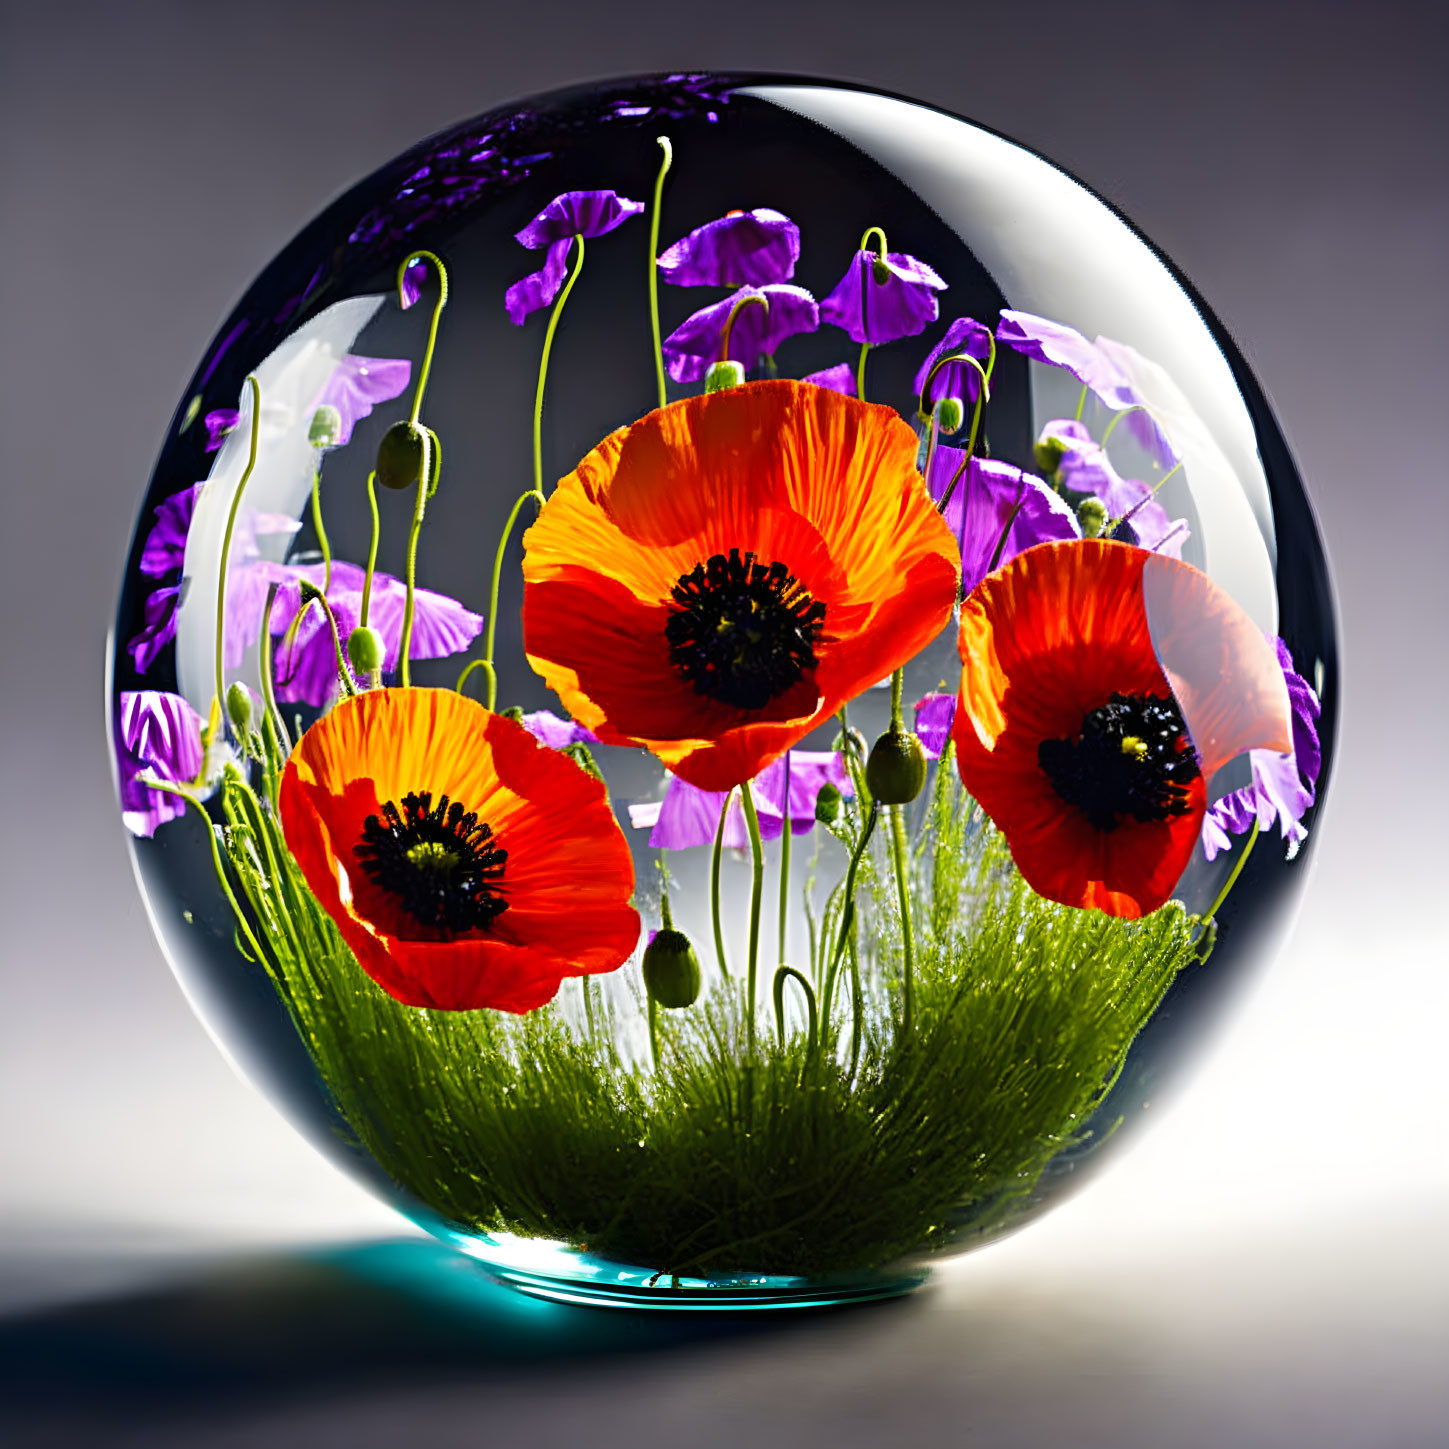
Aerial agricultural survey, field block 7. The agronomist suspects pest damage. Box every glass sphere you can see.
[110,73,1336,1309]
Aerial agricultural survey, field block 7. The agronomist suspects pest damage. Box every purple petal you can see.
[820,250,947,345]
[139,483,202,578]
[1276,636,1323,791]
[657,208,800,287]
[927,446,1079,592]
[912,694,957,760]
[116,690,205,837]
[914,317,992,406]
[996,311,1137,412]
[400,256,430,310]
[801,363,857,396]
[203,409,240,453]
[752,750,853,833]
[662,284,819,384]
[514,190,645,248]
[310,355,413,446]
[1201,788,1258,861]
[126,584,181,674]
[521,710,599,750]
[505,237,573,325]
[273,590,359,706]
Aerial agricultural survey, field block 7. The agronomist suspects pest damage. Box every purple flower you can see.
[914,317,992,408]
[307,355,412,447]
[662,284,819,383]
[126,585,182,674]
[400,256,430,310]
[913,694,957,760]
[203,409,240,453]
[1202,639,1322,861]
[628,750,854,851]
[519,710,598,750]
[1041,419,1188,558]
[514,190,645,249]
[116,690,205,838]
[657,208,800,287]
[801,363,857,396]
[996,311,1137,411]
[139,483,202,579]
[820,250,946,345]
[926,444,1080,592]
[266,561,484,706]
[504,189,644,326]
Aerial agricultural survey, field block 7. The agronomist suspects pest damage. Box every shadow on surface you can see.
[0,1236,919,1421]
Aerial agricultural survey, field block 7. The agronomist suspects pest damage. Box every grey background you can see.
[2,1,1446,1445]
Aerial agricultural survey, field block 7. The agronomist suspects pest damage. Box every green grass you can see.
[216,741,1198,1279]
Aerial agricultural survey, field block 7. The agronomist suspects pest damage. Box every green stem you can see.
[298,582,357,697]
[740,779,766,1058]
[772,966,818,1055]
[648,994,660,1072]
[533,234,585,497]
[647,136,672,410]
[820,801,879,1043]
[719,292,768,366]
[855,339,870,404]
[398,250,449,427]
[777,753,792,965]
[359,471,380,628]
[481,487,545,711]
[1099,402,1148,448]
[711,789,732,982]
[455,659,490,699]
[257,584,291,757]
[889,667,904,731]
[1204,819,1260,923]
[1074,382,1090,421]
[214,375,261,726]
[398,428,437,688]
[309,466,332,593]
[889,801,916,1039]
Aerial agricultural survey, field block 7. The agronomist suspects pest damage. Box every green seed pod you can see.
[347,625,386,675]
[502,705,525,723]
[376,419,427,491]
[1076,496,1110,538]
[705,359,746,394]
[1033,433,1067,476]
[642,928,702,1009]
[225,681,253,733]
[934,396,965,434]
[871,255,892,285]
[866,728,927,804]
[814,781,842,824]
[308,403,343,449]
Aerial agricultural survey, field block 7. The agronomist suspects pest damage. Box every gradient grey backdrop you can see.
[2,2,1447,1445]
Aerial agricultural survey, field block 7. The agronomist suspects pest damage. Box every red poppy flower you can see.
[521,379,960,791]
[279,688,639,1011]
[953,540,1292,918]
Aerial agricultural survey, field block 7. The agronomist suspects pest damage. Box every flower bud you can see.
[1033,433,1067,476]
[376,420,427,491]
[705,359,745,394]
[934,396,965,434]
[814,782,842,824]
[502,705,525,723]
[347,625,386,675]
[642,928,702,1009]
[1076,496,1109,538]
[308,403,343,449]
[871,255,892,285]
[866,728,927,804]
[225,681,253,733]
[563,741,604,782]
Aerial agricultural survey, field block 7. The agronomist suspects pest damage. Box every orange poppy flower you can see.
[520,379,960,791]
[953,540,1292,918]
[279,688,639,1011]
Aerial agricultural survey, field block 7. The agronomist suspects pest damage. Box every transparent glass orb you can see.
[110,73,1335,1310]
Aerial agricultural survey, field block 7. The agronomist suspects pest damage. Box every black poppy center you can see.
[665,549,826,710]
[353,791,508,935]
[1038,692,1200,833]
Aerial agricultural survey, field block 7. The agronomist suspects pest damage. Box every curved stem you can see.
[213,375,261,727]
[933,378,988,519]
[1099,401,1148,448]
[889,801,916,1039]
[1204,819,1260,924]
[719,291,768,366]
[257,583,291,757]
[917,351,989,423]
[398,250,449,427]
[777,754,792,965]
[711,789,732,982]
[397,429,436,688]
[773,966,818,1055]
[533,234,585,497]
[298,581,358,698]
[359,471,380,628]
[855,339,871,404]
[819,800,879,1043]
[455,658,491,699]
[481,488,545,711]
[648,136,673,410]
[309,466,332,593]
[740,779,766,1057]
